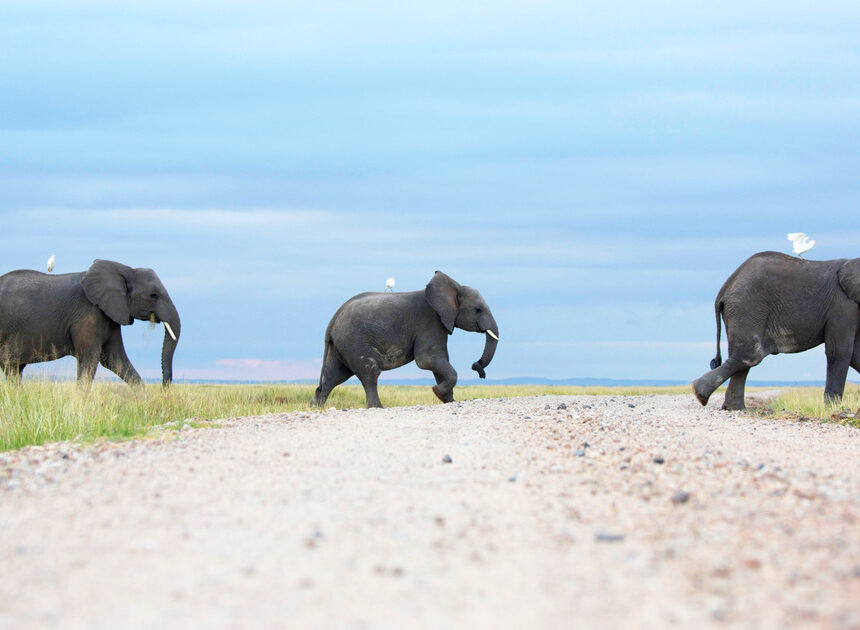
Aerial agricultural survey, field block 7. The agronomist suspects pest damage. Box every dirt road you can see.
[1,393,858,629]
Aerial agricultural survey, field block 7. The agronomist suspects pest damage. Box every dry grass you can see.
[763,384,860,426]
[0,382,690,452]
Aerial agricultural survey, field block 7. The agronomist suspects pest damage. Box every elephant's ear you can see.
[838,259,860,304]
[82,260,133,325]
[425,271,461,334]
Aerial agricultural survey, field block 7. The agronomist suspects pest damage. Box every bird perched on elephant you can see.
[312,271,499,408]
[693,251,860,410]
[0,259,181,387]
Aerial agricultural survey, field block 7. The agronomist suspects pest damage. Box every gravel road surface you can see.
[1,393,858,629]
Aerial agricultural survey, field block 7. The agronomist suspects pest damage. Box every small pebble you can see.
[508,476,517,482]
[442,454,453,463]
[628,404,636,408]
[653,456,665,465]
[595,532,625,543]
[672,491,691,504]
[557,403,567,410]
[574,449,586,457]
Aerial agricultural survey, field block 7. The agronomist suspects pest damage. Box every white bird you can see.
[385,277,395,292]
[787,232,816,257]
[46,254,55,272]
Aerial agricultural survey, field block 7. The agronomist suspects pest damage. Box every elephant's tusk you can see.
[486,330,499,341]
[163,321,178,341]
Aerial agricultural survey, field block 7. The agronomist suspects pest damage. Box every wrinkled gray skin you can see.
[693,252,860,410]
[0,259,181,387]
[313,271,499,408]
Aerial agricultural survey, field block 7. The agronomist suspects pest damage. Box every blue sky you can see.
[2,1,859,383]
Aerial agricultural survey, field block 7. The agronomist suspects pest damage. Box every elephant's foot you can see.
[823,391,843,405]
[721,399,746,411]
[691,380,710,406]
[432,385,454,403]
[311,387,326,407]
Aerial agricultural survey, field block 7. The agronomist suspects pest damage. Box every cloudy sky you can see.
[2,1,859,383]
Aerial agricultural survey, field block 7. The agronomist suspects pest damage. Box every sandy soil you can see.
[0,392,858,630]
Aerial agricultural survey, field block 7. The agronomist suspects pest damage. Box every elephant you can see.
[692,251,860,410]
[312,271,499,408]
[0,259,181,387]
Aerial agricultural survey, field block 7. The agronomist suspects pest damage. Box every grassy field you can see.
[0,382,694,452]
[1,381,856,452]
[764,385,860,426]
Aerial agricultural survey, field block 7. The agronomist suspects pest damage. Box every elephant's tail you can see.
[709,300,723,369]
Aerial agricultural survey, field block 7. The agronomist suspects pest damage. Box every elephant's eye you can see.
[475,307,483,314]
[150,293,158,299]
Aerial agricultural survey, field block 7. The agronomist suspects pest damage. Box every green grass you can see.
[5,381,854,453]
[762,384,860,426]
[0,382,691,452]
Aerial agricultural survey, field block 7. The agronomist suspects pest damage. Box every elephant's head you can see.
[82,259,181,387]
[425,271,499,378]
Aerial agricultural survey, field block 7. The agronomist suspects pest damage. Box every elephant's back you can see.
[720,252,845,314]
[0,271,85,302]
[0,271,86,322]
[326,290,425,337]
[722,252,842,292]
[0,269,84,286]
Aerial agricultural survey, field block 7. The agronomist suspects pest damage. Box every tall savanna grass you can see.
[0,382,692,452]
[766,384,860,425]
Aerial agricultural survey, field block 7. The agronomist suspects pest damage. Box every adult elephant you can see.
[692,251,860,410]
[0,259,181,387]
[312,271,499,408]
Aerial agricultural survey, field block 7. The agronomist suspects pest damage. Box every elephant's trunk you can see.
[471,315,498,379]
[158,301,181,387]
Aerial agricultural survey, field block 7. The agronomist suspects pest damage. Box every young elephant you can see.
[692,251,860,410]
[312,271,499,408]
[0,259,181,386]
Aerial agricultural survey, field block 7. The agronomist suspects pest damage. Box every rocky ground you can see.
[0,392,858,629]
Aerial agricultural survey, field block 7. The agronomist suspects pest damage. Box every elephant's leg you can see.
[824,345,852,404]
[1,363,25,384]
[851,337,860,376]
[722,367,749,410]
[100,332,143,387]
[354,360,383,408]
[416,354,458,403]
[76,354,98,387]
[313,349,354,406]
[692,351,763,407]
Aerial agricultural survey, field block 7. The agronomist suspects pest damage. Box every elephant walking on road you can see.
[0,259,181,386]
[312,271,499,408]
[692,251,860,409]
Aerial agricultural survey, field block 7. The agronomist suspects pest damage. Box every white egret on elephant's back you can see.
[787,233,815,257]
[46,254,55,272]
